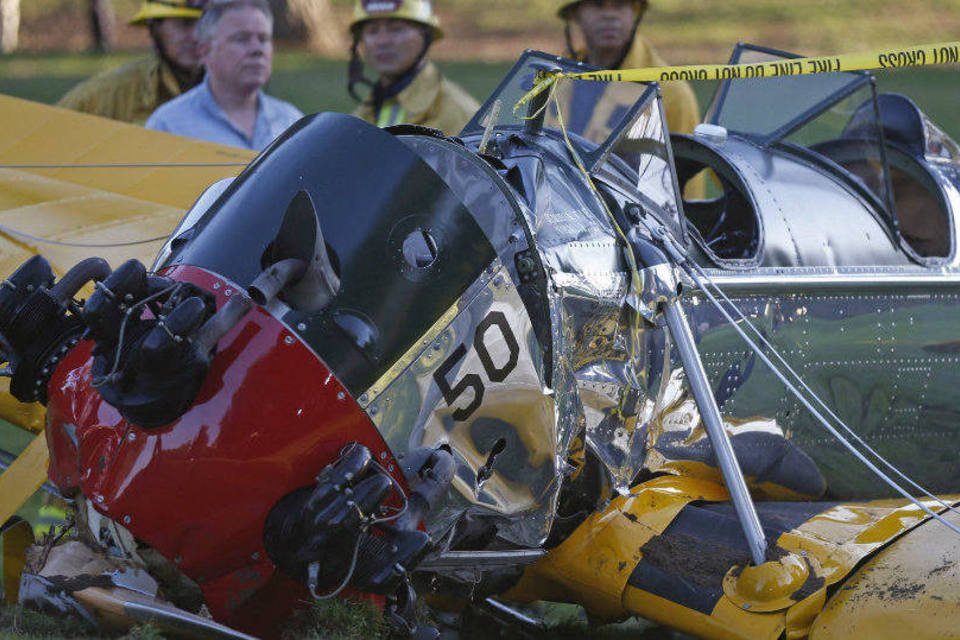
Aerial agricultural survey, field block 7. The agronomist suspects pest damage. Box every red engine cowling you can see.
[44,265,405,634]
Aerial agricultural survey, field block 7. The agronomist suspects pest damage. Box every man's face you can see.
[360,19,426,83]
[200,6,273,93]
[573,0,637,54]
[154,17,201,70]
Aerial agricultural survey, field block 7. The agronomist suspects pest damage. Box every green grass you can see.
[0,598,682,640]
[281,599,387,640]
[0,604,167,640]
[0,604,95,640]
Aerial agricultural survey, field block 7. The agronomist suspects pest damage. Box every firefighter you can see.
[57,0,207,124]
[348,0,479,135]
[557,0,699,136]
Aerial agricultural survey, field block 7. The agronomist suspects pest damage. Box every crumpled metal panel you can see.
[511,145,664,494]
[639,362,827,500]
[365,260,558,547]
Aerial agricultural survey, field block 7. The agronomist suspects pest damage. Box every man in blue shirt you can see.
[146,0,302,150]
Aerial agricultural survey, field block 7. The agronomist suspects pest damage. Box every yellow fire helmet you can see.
[350,0,443,40]
[129,0,206,26]
[556,0,647,19]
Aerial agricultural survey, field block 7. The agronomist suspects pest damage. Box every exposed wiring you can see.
[308,455,411,600]
[369,459,410,524]
[92,282,181,388]
[309,533,363,601]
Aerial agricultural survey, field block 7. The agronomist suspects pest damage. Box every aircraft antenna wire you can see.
[308,460,410,600]
[680,259,960,535]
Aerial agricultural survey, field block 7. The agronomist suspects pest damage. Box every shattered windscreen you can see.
[600,90,687,242]
[463,51,649,162]
[465,50,684,241]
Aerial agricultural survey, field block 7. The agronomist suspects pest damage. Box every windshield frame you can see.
[706,43,877,146]
[463,50,660,169]
[464,50,686,242]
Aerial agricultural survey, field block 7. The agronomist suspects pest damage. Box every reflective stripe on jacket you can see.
[354,61,480,136]
[33,502,67,538]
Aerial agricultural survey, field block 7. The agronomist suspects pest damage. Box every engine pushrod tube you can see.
[663,302,767,566]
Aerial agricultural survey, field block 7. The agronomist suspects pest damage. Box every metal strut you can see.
[662,301,768,566]
[627,222,767,566]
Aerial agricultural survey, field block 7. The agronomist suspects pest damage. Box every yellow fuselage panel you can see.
[809,509,960,640]
[505,475,960,640]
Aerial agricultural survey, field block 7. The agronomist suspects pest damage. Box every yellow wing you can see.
[0,94,254,524]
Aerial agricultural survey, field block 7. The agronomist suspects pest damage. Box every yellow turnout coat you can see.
[354,61,480,136]
[57,55,187,124]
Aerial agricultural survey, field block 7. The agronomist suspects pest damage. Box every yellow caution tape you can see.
[516,41,960,112]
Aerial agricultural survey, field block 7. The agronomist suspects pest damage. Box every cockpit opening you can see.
[812,93,953,260]
[671,134,760,262]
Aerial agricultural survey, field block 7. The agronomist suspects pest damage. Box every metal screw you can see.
[213,282,221,290]
[297,322,307,331]
[284,335,294,345]
[742,603,751,610]
[95,495,104,504]
[251,551,261,561]
[380,451,388,460]
[122,515,131,525]
[224,289,233,297]
[127,432,136,442]
[337,391,345,401]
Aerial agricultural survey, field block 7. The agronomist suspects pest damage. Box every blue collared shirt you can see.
[145,77,303,150]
